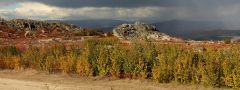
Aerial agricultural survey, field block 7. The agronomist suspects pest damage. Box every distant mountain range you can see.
[58,19,240,40]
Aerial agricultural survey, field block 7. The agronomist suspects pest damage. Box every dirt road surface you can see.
[0,70,231,90]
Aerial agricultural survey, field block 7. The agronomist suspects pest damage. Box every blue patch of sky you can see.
[0,3,20,10]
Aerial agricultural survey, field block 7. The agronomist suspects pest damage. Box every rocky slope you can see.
[0,18,83,39]
[1,18,82,32]
[113,22,178,41]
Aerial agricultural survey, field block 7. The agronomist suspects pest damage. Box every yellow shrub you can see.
[3,56,21,70]
[59,56,74,73]
[76,49,92,76]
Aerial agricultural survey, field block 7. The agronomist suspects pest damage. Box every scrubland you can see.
[0,38,239,89]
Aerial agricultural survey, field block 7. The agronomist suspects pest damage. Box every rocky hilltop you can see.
[113,22,178,41]
[0,18,83,38]
[0,18,82,32]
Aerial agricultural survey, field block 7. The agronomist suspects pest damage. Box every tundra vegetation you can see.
[0,38,240,89]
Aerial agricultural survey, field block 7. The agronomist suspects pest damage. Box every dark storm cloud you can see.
[1,0,240,10]
[2,0,240,29]
[1,0,240,8]
[30,0,178,8]
[23,0,240,8]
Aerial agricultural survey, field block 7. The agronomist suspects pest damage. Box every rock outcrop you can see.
[0,19,82,32]
[0,18,83,38]
[113,22,177,41]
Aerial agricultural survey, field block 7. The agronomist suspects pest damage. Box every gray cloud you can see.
[1,0,240,9]
[30,0,179,8]
[23,0,240,8]
[1,0,240,29]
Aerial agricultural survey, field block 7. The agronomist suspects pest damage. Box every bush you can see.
[74,29,103,36]
[224,37,232,44]
[1,39,240,88]
[76,49,92,76]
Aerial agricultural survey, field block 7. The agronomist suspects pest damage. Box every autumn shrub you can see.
[224,37,232,44]
[123,44,145,79]
[173,51,193,84]
[43,44,67,73]
[231,63,240,88]
[83,38,119,76]
[4,56,21,70]
[109,45,124,78]
[0,45,21,57]
[43,55,59,73]
[152,44,181,83]
[21,46,43,70]
[220,47,240,88]
[128,42,157,79]
[68,43,92,76]
[0,45,21,69]
[74,29,103,36]
[0,58,4,69]
[2,39,240,88]
[96,46,111,77]
[200,49,224,87]
[76,49,92,76]
[59,56,74,73]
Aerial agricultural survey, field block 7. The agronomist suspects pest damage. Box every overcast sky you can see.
[1,0,240,28]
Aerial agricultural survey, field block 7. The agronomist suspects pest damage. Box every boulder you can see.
[113,22,175,41]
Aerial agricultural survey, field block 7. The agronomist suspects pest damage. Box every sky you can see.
[1,0,240,29]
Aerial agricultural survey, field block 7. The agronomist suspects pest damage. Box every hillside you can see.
[0,18,108,40]
[1,18,240,41]
[61,19,240,40]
